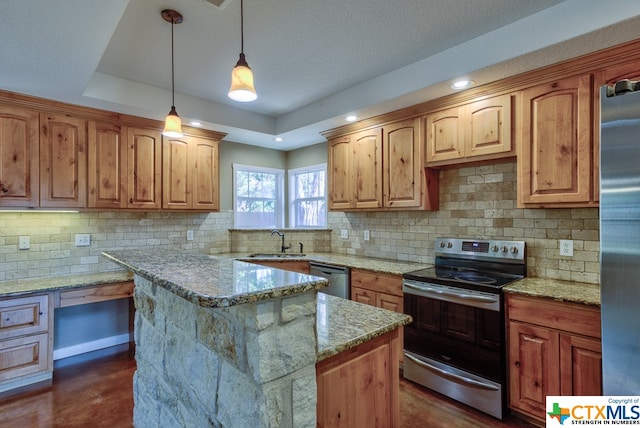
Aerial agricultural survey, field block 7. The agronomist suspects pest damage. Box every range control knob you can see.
[439,241,446,248]
[447,242,453,248]
[511,246,519,255]
[501,245,509,253]
[492,245,499,252]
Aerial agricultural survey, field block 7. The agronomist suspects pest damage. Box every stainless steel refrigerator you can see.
[600,79,640,394]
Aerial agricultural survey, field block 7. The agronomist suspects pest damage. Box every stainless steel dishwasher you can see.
[309,262,350,299]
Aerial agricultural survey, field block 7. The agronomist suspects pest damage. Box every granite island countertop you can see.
[317,292,411,361]
[0,270,134,298]
[102,249,329,308]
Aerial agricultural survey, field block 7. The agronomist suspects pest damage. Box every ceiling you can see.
[2,0,640,151]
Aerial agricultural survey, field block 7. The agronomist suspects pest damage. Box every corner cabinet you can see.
[425,93,515,166]
[0,105,39,207]
[506,294,602,423]
[517,74,598,207]
[327,118,438,211]
[163,135,220,210]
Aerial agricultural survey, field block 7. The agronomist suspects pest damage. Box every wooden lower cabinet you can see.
[506,294,602,424]
[248,260,310,274]
[316,329,400,428]
[350,269,404,362]
[0,294,53,393]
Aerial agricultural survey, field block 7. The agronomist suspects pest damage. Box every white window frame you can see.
[288,163,327,229]
[233,164,284,229]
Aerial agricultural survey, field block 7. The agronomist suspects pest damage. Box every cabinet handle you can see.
[38,312,43,316]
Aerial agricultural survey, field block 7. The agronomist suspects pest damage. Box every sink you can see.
[247,253,307,258]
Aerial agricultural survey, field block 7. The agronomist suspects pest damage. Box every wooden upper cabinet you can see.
[426,94,513,166]
[39,113,87,208]
[127,127,162,209]
[163,135,219,210]
[87,121,127,209]
[384,118,422,208]
[328,136,353,210]
[518,74,593,207]
[425,106,463,163]
[352,128,383,209]
[0,105,39,207]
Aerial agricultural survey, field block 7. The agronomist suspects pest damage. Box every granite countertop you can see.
[504,277,600,307]
[218,252,430,276]
[316,292,411,361]
[102,249,329,308]
[0,270,134,298]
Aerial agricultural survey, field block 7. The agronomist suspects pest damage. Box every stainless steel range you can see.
[402,237,526,420]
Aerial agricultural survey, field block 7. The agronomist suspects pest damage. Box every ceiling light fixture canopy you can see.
[228,0,257,102]
[162,9,184,138]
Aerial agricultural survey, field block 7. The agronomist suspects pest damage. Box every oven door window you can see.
[404,293,504,383]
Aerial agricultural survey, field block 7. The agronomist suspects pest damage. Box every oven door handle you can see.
[403,282,498,304]
[404,353,500,391]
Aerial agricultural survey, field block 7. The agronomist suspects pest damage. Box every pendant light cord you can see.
[171,18,176,108]
[240,0,244,54]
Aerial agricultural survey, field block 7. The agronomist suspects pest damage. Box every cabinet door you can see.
[127,127,162,209]
[191,136,219,210]
[163,136,191,209]
[351,285,375,306]
[0,333,49,382]
[87,121,127,208]
[0,106,39,207]
[465,94,513,158]
[560,334,602,396]
[384,118,422,208]
[519,74,592,206]
[39,113,87,208]
[425,106,463,163]
[508,321,560,420]
[328,136,352,210]
[352,128,382,209]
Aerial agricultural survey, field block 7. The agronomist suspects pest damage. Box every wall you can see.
[328,162,600,284]
[286,143,326,170]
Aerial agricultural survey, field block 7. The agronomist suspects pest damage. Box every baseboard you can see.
[53,333,133,361]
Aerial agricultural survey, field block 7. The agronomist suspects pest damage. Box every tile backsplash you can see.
[0,162,600,284]
[328,162,600,284]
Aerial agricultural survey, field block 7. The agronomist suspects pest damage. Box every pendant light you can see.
[228,0,257,102]
[161,9,184,138]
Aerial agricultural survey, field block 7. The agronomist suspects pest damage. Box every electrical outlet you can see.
[340,229,348,239]
[364,230,370,241]
[75,234,91,247]
[559,239,573,257]
[187,230,194,241]
[18,236,30,250]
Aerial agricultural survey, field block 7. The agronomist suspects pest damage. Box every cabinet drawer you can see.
[507,294,601,338]
[351,269,402,297]
[0,333,49,382]
[58,281,134,307]
[0,295,49,340]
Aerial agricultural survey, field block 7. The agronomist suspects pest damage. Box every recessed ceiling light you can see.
[274,137,283,142]
[190,121,203,127]
[345,115,358,122]
[451,80,475,90]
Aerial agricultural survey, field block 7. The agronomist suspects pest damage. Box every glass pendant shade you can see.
[228,53,257,102]
[163,106,183,138]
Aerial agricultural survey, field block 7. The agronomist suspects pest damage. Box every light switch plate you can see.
[187,230,194,241]
[340,230,348,239]
[75,234,91,247]
[18,236,30,250]
[364,230,370,241]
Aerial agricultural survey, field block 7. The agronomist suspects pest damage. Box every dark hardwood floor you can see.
[0,350,536,428]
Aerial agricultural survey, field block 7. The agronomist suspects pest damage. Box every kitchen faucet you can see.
[271,229,290,253]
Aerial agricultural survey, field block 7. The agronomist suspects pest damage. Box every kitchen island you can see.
[102,250,410,428]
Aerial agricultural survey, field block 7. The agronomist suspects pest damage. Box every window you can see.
[289,164,327,228]
[233,164,284,228]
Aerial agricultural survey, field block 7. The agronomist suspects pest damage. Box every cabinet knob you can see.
[38,312,43,316]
